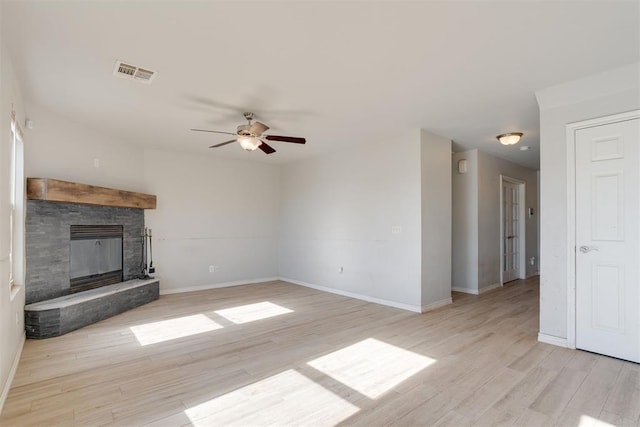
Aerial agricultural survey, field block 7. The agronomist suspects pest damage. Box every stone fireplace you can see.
[25,200,144,304]
[24,178,159,338]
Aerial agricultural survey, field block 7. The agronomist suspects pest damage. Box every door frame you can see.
[565,109,640,350]
[499,175,526,285]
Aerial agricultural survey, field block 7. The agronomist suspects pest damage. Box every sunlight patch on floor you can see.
[184,369,359,426]
[214,301,293,324]
[307,338,436,399]
[130,314,223,346]
[579,415,615,427]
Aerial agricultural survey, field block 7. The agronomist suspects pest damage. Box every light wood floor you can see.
[1,277,638,426]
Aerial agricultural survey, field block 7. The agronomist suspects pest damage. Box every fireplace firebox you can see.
[70,225,123,293]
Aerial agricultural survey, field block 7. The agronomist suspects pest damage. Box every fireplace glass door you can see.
[70,225,123,292]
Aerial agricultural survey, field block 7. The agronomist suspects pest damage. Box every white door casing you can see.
[500,176,525,284]
[572,115,639,363]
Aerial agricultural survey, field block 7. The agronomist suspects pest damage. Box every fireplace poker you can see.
[148,228,155,275]
[139,227,150,279]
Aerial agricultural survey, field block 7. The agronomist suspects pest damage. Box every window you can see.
[9,110,24,297]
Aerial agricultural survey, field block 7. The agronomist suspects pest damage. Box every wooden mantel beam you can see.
[26,178,157,209]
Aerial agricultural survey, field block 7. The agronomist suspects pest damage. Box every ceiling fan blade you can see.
[209,139,236,148]
[249,121,269,136]
[258,140,276,154]
[191,128,236,136]
[264,135,306,144]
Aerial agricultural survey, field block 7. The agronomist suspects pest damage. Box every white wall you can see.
[421,130,452,308]
[143,149,280,293]
[279,130,424,311]
[477,150,539,288]
[24,105,453,312]
[0,37,27,410]
[24,104,146,193]
[451,150,478,292]
[536,62,640,340]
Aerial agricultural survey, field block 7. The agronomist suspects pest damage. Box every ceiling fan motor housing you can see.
[237,124,251,136]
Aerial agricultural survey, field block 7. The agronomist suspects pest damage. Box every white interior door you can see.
[575,118,639,363]
[502,180,521,283]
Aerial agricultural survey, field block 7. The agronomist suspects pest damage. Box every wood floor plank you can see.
[432,410,472,427]
[390,390,460,426]
[512,407,551,426]
[538,346,575,371]
[453,366,524,420]
[1,276,636,426]
[567,355,622,417]
[529,367,588,417]
[483,366,559,420]
[596,410,640,427]
[508,345,554,373]
[602,366,640,422]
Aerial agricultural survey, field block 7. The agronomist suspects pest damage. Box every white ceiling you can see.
[2,1,639,169]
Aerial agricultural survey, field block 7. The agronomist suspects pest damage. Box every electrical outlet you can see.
[93,158,100,168]
[209,265,216,273]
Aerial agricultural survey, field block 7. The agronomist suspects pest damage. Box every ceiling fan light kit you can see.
[238,135,261,151]
[191,111,306,155]
[496,132,523,146]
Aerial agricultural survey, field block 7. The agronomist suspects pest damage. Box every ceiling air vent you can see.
[113,60,156,84]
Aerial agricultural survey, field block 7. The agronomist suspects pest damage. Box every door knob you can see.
[579,245,598,253]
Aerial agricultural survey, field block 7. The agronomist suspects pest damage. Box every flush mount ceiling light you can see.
[496,132,523,146]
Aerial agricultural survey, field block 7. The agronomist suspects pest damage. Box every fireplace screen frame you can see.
[69,225,124,293]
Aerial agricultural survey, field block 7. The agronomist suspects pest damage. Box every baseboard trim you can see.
[280,277,423,313]
[526,272,540,279]
[537,333,568,348]
[160,277,279,295]
[0,332,25,415]
[452,286,479,295]
[421,297,452,313]
[161,276,452,315]
[453,283,505,295]
[479,282,502,294]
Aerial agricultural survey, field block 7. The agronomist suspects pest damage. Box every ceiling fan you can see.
[191,112,306,154]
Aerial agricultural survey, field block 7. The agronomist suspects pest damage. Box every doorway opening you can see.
[500,175,526,285]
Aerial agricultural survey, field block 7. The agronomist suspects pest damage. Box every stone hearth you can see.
[25,279,159,339]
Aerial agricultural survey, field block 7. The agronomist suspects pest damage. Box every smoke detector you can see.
[113,60,156,84]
